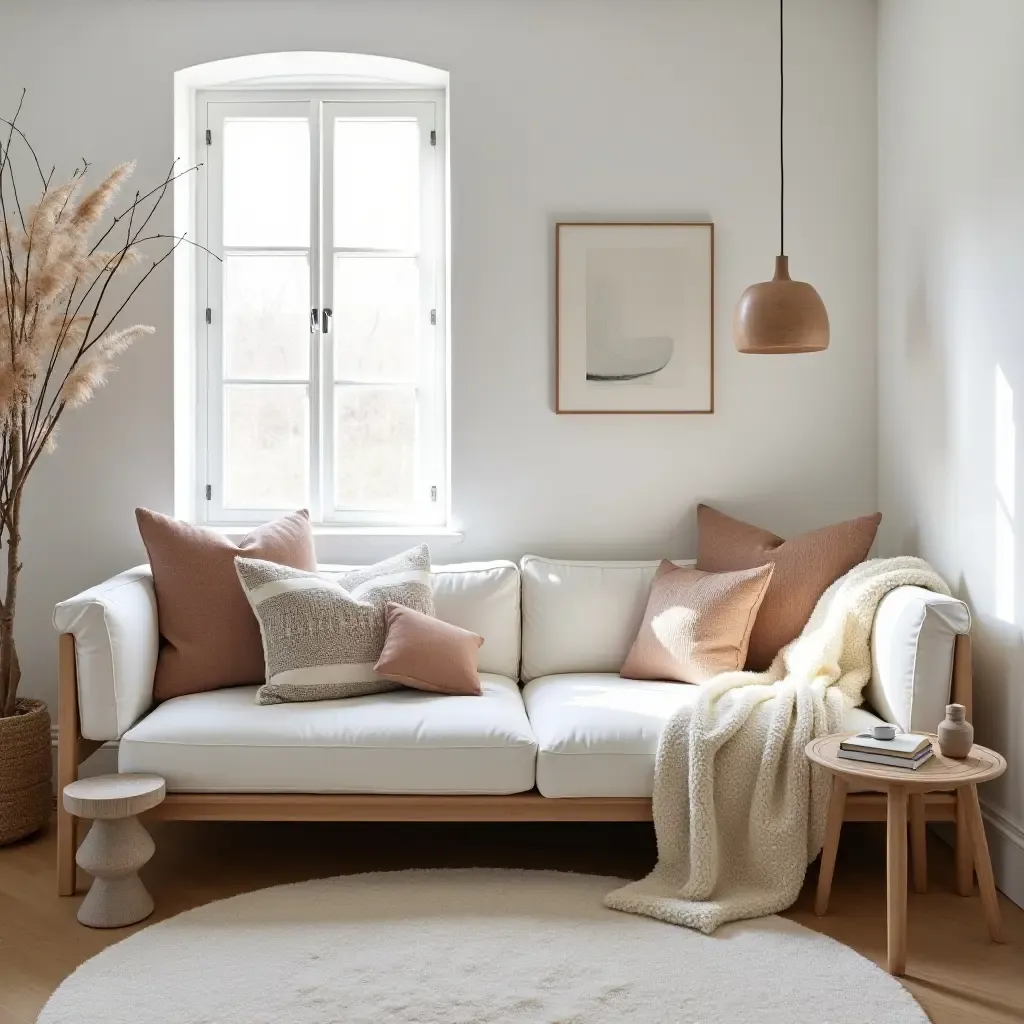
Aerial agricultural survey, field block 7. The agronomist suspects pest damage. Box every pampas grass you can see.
[0,91,209,716]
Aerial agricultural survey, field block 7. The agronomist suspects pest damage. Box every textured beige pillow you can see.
[136,508,317,701]
[620,561,775,684]
[235,545,436,705]
[374,603,484,696]
[696,504,882,671]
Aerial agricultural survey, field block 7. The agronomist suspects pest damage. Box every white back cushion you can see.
[321,561,520,679]
[520,556,693,681]
[868,586,971,731]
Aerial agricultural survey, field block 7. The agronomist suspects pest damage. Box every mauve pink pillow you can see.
[136,508,317,701]
[374,603,483,696]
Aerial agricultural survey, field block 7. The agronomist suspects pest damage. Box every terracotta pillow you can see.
[695,504,882,671]
[620,561,774,684]
[136,508,317,701]
[374,603,484,696]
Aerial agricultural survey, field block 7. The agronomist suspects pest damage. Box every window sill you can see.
[205,523,463,541]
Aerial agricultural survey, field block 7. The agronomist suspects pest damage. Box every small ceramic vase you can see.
[937,704,974,759]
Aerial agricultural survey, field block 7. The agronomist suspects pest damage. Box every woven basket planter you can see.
[0,698,52,845]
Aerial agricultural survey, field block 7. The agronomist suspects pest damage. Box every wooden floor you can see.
[1,816,1021,1024]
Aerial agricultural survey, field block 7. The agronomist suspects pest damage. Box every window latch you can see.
[310,308,318,333]
[321,308,332,334]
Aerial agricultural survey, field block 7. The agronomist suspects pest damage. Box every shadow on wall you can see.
[899,200,1024,851]
[899,236,951,556]
[953,288,1024,824]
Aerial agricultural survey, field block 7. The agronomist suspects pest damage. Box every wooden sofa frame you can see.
[56,631,978,898]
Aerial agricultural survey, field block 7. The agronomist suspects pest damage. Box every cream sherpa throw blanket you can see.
[605,556,950,934]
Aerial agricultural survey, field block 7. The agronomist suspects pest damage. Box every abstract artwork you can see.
[556,223,714,413]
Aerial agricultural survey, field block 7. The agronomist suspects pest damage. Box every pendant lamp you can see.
[734,0,829,354]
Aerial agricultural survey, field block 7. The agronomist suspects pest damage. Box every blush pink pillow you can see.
[374,603,483,696]
[620,560,775,684]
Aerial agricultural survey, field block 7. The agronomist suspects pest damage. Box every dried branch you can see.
[0,90,52,188]
[0,93,205,714]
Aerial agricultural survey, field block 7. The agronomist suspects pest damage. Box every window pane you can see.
[224,255,309,379]
[334,119,419,250]
[223,118,309,247]
[334,387,415,509]
[333,257,419,382]
[224,385,308,509]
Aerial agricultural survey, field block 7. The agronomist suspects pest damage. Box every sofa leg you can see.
[57,631,79,897]
[56,801,77,896]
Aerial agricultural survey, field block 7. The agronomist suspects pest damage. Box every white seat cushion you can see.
[119,675,537,795]
[523,674,887,798]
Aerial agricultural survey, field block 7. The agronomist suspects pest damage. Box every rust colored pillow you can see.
[620,561,775,684]
[695,504,882,671]
[374,603,484,696]
[136,508,317,701]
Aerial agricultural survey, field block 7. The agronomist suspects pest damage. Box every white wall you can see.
[878,0,1024,905]
[2,0,878,714]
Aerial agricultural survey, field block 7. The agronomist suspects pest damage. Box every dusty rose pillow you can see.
[695,504,882,671]
[136,508,317,701]
[620,561,775,684]
[374,603,483,696]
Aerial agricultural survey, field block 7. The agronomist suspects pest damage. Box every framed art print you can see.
[556,222,714,413]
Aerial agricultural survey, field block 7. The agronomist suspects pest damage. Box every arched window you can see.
[173,53,448,529]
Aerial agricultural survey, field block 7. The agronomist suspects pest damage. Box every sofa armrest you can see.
[867,585,971,732]
[53,565,159,742]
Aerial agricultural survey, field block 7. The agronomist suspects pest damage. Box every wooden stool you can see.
[806,735,1006,976]
[62,774,165,928]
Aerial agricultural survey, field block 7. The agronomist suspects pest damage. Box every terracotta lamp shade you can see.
[734,255,829,354]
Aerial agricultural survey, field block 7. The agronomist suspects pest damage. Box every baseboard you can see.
[49,727,119,786]
[931,801,1024,911]
[982,801,1024,910]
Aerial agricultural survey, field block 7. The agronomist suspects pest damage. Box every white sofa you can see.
[53,555,972,892]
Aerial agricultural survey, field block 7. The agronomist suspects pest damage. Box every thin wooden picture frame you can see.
[555,221,714,414]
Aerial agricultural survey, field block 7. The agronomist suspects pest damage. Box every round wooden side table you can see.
[62,773,165,928]
[806,734,1006,976]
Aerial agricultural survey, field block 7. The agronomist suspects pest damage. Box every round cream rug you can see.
[41,870,927,1023]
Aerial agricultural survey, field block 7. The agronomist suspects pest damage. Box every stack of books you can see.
[838,732,934,769]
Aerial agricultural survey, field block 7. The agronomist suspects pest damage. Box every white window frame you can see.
[196,88,448,528]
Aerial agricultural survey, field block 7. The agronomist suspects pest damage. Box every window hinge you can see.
[430,485,437,503]
[205,484,212,500]
[429,130,436,147]
[429,309,436,326]
[205,307,212,325]
[205,129,212,145]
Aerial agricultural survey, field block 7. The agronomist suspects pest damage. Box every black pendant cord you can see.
[780,0,785,257]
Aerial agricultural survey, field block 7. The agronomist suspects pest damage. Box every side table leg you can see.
[962,783,1006,942]
[815,775,848,915]
[75,816,156,929]
[955,788,975,896]
[887,786,908,976]
[909,794,927,894]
